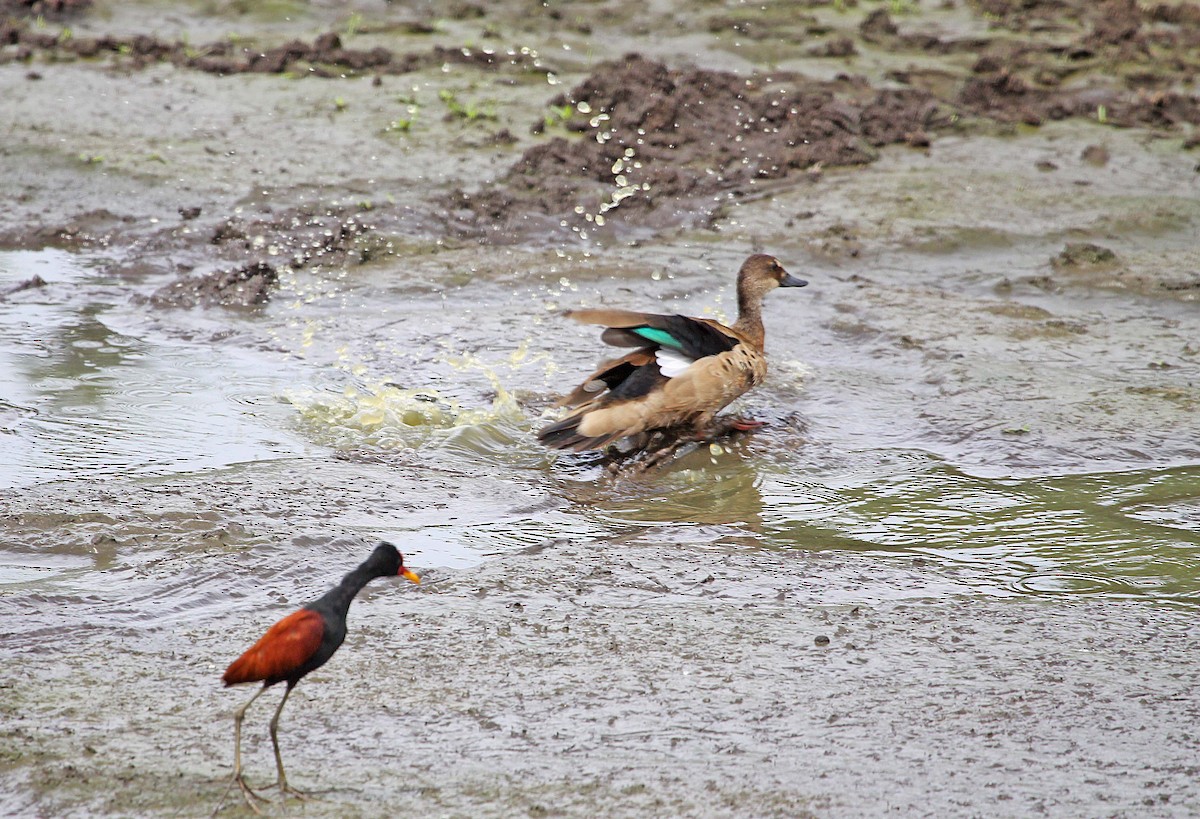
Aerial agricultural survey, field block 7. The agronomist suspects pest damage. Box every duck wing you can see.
[556,348,658,408]
[568,310,740,360]
[538,311,751,451]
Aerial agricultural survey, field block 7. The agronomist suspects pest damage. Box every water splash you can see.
[286,344,547,453]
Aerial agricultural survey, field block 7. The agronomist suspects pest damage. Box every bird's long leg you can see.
[632,417,760,473]
[632,424,709,473]
[268,681,312,801]
[231,685,271,813]
[634,438,690,473]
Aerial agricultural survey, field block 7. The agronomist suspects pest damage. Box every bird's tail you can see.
[538,411,624,452]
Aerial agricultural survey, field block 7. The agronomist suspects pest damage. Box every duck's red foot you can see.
[707,416,765,437]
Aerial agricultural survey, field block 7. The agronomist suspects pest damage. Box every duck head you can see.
[737,254,807,305]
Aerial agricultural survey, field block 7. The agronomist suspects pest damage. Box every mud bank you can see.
[3,0,1199,300]
[2,467,1198,818]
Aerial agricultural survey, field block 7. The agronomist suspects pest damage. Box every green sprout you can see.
[387,98,420,133]
[543,103,574,129]
[438,89,496,121]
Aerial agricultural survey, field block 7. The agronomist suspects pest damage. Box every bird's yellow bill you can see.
[400,568,421,584]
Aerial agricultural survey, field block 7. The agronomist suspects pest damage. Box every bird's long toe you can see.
[234,776,271,813]
[275,780,318,802]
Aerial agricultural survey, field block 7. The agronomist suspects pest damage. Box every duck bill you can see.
[400,568,421,584]
[780,273,808,288]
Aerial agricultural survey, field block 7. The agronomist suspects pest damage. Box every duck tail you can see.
[537,412,622,452]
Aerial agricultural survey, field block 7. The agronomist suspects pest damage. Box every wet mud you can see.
[0,22,539,78]
[3,0,1199,298]
[3,0,1200,817]
[3,469,1199,818]
[453,57,947,240]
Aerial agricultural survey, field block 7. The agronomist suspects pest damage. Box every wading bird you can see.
[538,254,806,460]
[221,542,420,811]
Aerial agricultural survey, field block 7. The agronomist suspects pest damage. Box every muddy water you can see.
[3,1,1200,817]
[0,249,317,492]
[3,197,1198,817]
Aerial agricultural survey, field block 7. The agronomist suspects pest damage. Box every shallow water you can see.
[3,234,1197,609]
[0,249,316,491]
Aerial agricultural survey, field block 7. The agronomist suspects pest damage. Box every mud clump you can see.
[0,273,46,300]
[0,23,541,77]
[0,208,135,252]
[1051,242,1118,269]
[1049,243,1200,298]
[859,9,899,42]
[810,37,857,58]
[147,261,278,308]
[951,0,1200,126]
[968,0,1200,65]
[451,54,948,243]
[1081,144,1110,166]
[0,0,89,16]
[132,206,395,308]
[957,69,1200,129]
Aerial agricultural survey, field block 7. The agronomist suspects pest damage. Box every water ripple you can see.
[763,458,1200,604]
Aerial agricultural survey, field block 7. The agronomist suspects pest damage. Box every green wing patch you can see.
[632,327,682,350]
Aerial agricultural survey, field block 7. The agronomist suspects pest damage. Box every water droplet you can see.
[577,101,592,114]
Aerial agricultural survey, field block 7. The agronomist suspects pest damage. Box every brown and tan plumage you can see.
[538,254,807,452]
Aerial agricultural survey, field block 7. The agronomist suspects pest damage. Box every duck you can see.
[538,253,807,453]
